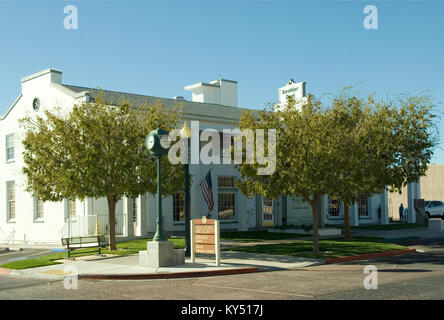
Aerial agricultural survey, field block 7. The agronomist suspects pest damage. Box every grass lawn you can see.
[225,237,406,259]
[0,237,185,270]
[221,230,310,242]
[351,223,427,231]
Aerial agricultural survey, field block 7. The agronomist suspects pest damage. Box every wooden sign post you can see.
[190,216,220,266]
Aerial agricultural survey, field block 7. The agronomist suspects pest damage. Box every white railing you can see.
[95,213,127,236]
[61,214,127,238]
[1,227,15,245]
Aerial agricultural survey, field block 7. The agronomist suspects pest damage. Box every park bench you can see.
[61,235,106,258]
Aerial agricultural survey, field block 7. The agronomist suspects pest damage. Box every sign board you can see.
[190,217,220,266]
[278,80,305,105]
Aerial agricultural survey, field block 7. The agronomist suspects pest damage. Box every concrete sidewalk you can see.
[8,251,322,280]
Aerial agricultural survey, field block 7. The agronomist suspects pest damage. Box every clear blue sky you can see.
[1,1,443,162]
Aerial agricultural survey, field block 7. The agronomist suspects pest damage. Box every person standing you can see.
[399,203,404,221]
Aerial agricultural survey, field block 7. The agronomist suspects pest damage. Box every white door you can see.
[246,197,256,228]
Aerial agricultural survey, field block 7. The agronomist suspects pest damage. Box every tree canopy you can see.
[326,92,439,239]
[236,92,439,252]
[20,96,185,249]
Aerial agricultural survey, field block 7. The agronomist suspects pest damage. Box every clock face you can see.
[32,98,40,111]
[159,134,171,149]
[146,135,155,150]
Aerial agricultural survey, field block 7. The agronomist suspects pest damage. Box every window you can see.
[218,176,234,188]
[431,201,442,207]
[69,199,76,217]
[6,181,15,221]
[6,134,14,161]
[358,196,369,217]
[173,193,185,222]
[328,197,340,217]
[65,198,76,220]
[34,198,44,220]
[263,198,274,222]
[218,176,235,220]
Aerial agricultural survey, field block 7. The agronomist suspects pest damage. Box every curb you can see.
[0,268,11,275]
[325,248,416,264]
[79,266,259,281]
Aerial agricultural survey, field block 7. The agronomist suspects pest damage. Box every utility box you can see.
[414,199,426,224]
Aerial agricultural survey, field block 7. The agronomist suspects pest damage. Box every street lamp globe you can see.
[180,122,191,139]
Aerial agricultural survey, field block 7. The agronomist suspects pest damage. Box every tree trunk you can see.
[312,200,319,255]
[344,203,352,240]
[107,197,117,250]
[305,195,319,255]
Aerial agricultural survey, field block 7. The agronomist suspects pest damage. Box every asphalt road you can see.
[0,239,442,300]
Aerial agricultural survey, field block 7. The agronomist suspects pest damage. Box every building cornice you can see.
[0,94,22,121]
[21,68,62,83]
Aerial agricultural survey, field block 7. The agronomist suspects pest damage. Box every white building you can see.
[0,69,389,245]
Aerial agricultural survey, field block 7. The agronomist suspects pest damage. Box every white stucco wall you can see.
[0,69,86,243]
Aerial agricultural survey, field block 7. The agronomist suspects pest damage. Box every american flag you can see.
[200,170,214,212]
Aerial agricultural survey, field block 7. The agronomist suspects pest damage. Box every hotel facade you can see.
[0,69,389,244]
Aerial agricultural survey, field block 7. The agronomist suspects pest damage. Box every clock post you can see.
[145,128,169,242]
[153,155,166,241]
[139,128,185,267]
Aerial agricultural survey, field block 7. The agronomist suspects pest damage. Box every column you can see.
[122,196,133,237]
[350,202,359,227]
[237,194,248,231]
[407,182,419,223]
[380,189,389,225]
[323,195,329,225]
[282,196,288,226]
[318,196,325,228]
[135,195,144,236]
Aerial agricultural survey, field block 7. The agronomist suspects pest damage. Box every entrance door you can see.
[246,197,256,228]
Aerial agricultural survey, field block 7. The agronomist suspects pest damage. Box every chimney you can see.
[184,79,238,107]
[21,68,62,93]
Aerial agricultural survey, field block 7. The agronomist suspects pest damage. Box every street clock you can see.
[146,128,170,157]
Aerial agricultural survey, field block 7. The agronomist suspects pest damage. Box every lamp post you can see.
[180,122,191,257]
[146,128,170,242]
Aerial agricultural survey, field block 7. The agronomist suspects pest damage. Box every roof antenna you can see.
[218,73,222,104]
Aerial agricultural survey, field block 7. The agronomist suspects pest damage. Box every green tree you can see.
[20,96,184,250]
[236,95,338,254]
[328,92,439,239]
[236,92,439,252]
